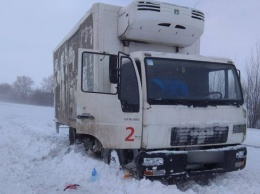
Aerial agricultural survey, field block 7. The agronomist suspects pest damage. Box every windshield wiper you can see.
[192,100,242,107]
[191,100,243,108]
[218,101,241,107]
[148,99,194,107]
[192,101,216,108]
[148,98,241,108]
[165,99,217,107]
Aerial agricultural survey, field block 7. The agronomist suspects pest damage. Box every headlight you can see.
[233,124,246,133]
[143,158,164,166]
[236,151,246,159]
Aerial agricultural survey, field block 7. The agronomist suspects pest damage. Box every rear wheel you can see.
[82,136,102,156]
[69,127,76,145]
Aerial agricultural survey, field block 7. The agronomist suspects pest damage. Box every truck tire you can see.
[69,127,76,145]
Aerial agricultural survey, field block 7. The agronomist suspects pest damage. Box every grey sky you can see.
[0,0,259,87]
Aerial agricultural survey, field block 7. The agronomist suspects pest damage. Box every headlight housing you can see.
[233,124,246,133]
[236,150,246,159]
[143,158,164,166]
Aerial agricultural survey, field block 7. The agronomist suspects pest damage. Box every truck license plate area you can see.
[171,126,228,146]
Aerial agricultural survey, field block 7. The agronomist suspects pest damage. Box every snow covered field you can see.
[0,102,260,194]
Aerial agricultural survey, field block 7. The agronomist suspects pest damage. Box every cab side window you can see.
[119,57,139,112]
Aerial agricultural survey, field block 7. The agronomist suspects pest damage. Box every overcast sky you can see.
[0,0,259,87]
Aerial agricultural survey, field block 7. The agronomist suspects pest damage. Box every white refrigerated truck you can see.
[54,0,247,180]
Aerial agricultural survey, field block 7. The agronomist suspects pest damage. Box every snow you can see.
[0,102,260,194]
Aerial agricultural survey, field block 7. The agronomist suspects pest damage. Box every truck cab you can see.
[74,49,247,178]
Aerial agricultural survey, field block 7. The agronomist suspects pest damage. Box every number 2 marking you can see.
[125,127,135,141]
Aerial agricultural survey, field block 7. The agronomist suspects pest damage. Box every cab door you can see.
[76,49,143,149]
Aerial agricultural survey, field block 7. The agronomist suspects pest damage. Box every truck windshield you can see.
[145,58,243,107]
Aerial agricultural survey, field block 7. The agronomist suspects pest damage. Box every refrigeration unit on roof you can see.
[118,0,204,47]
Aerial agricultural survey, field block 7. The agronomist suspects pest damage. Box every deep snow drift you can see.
[0,102,260,194]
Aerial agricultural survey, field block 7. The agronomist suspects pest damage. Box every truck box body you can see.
[54,3,121,127]
[54,1,202,130]
[54,1,247,179]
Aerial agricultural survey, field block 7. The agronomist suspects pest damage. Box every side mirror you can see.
[109,55,118,84]
[237,69,241,80]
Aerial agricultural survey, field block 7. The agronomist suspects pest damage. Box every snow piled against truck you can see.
[0,101,259,194]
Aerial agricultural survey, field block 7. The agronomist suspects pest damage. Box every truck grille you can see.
[171,126,228,146]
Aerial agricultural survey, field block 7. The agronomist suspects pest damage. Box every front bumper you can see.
[134,145,247,180]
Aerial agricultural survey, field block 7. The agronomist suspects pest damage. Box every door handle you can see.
[77,113,94,120]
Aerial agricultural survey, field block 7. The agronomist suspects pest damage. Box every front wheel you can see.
[109,150,121,169]
[102,149,125,169]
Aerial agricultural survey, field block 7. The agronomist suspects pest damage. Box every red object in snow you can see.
[63,184,80,191]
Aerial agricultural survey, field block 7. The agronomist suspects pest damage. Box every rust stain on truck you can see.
[54,14,94,126]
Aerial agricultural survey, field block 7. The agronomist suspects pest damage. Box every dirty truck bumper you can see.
[134,145,247,180]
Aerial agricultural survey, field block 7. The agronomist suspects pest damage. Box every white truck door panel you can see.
[76,49,142,149]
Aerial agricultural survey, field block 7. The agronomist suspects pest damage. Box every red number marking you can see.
[125,127,134,141]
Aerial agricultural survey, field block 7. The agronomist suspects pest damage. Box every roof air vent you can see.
[137,1,161,12]
[191,10,204,21]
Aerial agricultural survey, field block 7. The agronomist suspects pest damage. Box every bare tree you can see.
[40,75,54,106]
[41,75,54,94]
[245,43,260,128]
[13,76,34,102]
[0,83,14,101]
